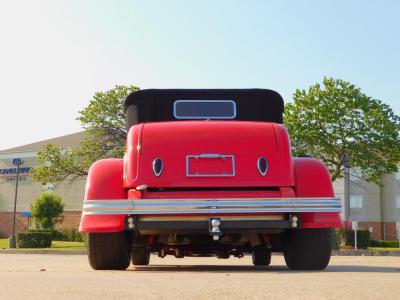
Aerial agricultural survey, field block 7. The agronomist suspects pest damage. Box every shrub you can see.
[336,228,347,246]
[370,240,399,248]
[55,228,84,242]
[331,229,339,250]
[346,229,370,249]
[336,228,370,249]
[30,192,65,229]
[28,228,84,242]
[16,232,52,248]
[28,229,59,239]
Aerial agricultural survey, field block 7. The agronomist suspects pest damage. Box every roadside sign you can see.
[12,158,23,166]
[352,221,358,230]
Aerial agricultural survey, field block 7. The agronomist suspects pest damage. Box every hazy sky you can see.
[1,0,399,150]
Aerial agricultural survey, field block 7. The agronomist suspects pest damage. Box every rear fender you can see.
[79,159,126,233]
[293,157,342,228]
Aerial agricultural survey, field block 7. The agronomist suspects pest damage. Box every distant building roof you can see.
[0,131,86,154]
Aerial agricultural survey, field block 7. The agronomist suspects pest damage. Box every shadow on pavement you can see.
[325,265,400,273]
[130,264,400,273]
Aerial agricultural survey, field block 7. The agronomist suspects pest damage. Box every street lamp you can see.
[341,153,350,223]
[8,158,23,248]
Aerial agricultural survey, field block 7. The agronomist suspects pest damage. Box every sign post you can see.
[352,221,358,251]
[8,158,23,249]
[396,222,400,249]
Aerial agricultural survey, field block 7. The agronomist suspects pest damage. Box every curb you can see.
[0,250,87,255]
[332,250,400,256]
[1,249,399,256]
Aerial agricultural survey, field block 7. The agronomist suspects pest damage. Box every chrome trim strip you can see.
[173,100,237,120]
[82,197,342,215]
[186,154,235,177]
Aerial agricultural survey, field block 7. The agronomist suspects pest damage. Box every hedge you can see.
[54,229,84,242]
[28,228,84,242]
[16,232,52,248]
[336,228,370,249]
[370,240,400,248]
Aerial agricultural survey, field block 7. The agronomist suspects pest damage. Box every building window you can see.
[350,167,362,181]
[350,195,363,209]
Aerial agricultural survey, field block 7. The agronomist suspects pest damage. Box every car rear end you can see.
[81,120,341,269]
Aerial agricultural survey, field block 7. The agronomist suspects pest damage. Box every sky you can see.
[0,0,399,150]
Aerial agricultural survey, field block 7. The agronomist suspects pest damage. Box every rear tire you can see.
[283,228,332,270]
[252,245,271,266]
[132,246,150,266]
[87,232,131,270]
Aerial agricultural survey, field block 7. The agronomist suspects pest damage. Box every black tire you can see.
[87,232,131,270]
[131,246,150,266]
[283,228,332,270]
[252,245,271,266]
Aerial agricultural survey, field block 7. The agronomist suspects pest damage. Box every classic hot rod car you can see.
[79,89,342,270]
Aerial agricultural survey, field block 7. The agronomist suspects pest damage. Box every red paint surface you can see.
[292,158,342,228]
[79,159,126,232]
[80,121,341,232]
[124,121,294,188]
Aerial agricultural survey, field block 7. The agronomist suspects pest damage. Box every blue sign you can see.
[0,167,31,175]
[20,211,32,217]
[12,158,23,166]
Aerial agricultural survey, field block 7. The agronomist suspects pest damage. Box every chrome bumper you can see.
[82,197,342,215]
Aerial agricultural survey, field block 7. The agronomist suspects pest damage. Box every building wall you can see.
[0,151,85,237]
[334,169,400,240]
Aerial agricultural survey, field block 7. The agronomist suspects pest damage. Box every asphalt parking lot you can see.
[0,254,399,300]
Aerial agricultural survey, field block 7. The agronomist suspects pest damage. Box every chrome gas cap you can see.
[153,158,163,176]
[257,157,268,176]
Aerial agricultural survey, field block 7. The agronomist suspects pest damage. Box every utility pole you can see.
[379,174,385,240]
[9,158,23,248]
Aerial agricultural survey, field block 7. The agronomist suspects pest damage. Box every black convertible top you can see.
[124,89,284,128]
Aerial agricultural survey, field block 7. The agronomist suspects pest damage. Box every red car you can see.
[79,89,342,270]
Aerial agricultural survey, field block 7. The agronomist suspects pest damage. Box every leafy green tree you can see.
[284,78,400,183]
[32,85,139,184]
[30,192,65,229]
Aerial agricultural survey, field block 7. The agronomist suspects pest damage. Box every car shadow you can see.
[129,264,400,273]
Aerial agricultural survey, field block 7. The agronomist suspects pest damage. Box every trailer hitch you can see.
[209,218,221,241]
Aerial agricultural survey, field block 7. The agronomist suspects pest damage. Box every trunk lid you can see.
[124,121,294,188]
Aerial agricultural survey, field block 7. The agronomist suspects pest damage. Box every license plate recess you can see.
[186,154,235,177]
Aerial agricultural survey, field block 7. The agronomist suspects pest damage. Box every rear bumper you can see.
[82,197,342,215]
[80,197,342,233]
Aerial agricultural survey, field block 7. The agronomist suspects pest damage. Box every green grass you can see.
[0,239,8,249]
[0,239,85,251]
[368,247,400,251]
[50,241,86,251]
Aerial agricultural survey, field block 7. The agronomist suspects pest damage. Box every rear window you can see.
[173,100,236,119]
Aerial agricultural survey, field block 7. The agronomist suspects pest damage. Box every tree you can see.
[284,78,400,183]
[30,192,65,229]
[32,85,139,184]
